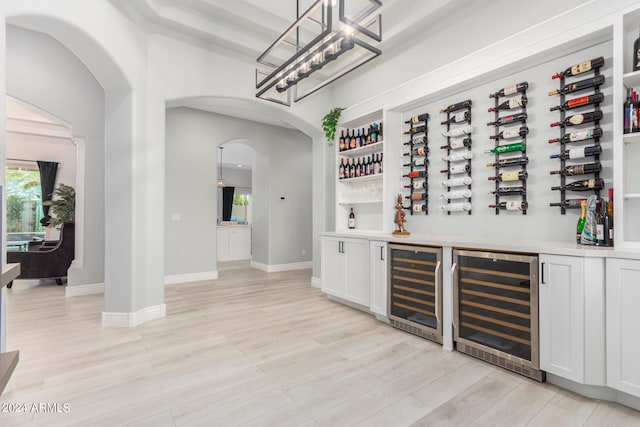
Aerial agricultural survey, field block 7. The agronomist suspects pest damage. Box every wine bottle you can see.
[404,181,427,190]
[597,200,613,246]
[406,170,427,178]
[548,127,603,144]
[439,100,472,113]
[634,28,640,72]
[406,113,429,124]
[440,202,472,212]
[339,130,346,151]
[550,198,587,208]
[356,128,362,147]
[350,130,357,149]
[349,158,356,178]
[552,178,604,191]
[412,204,427,212]
[440,111,470,125]
[404,135,427,146]
[550,145,602,160]
[550,162,602,176]
[407,193,427,201]
[440,137,472,150]
[348,208,355,229]
[440,189,472,200]
[552,57,605,79]
[548,75,605,96]
[339,158,345,179]
[485,141,526,155]
[624,88,637,134]
[379,153,383,174]
[489,82,528,98]
[403,157,427,167]
[441,176,472,187]
[607,188,614,245]
[550,93,604,111]
[486,155,528,168]
[378,122,383,140]
[489,201,528,211]
[441,125,472,137]
[487,95,527,112]
[486,113,527,127]
[576,201,587,244]
[442,164,470,174]
[406,147,428,156]
[550,111,603,128]
[442,151,473,162]
[373,154,380,175]
[403,125,426,135]
[490,186,525,196]
[488,170,527,182]
[489,126,529,140]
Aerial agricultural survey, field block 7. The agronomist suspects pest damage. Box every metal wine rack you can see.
[440,100,472,215]
[550,60,604,214]
[403,114,429,214]
[488,83,529,215]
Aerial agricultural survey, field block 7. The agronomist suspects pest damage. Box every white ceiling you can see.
[218,142,255,171]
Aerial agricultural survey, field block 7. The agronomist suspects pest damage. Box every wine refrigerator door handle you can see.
[451,262,458,330]
[434,261,442,323]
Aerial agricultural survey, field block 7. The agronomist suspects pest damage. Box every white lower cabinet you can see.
[606,257,640,398]
[539,254,605,385]
[321,236,370,307]
[369,241,388,317]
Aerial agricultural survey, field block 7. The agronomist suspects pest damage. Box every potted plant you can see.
[43,183,75,228]
[321,107,345,146]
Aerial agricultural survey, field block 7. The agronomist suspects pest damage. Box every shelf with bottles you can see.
[338,165,383,184]
[439,100,473,215]
[548,57,605,214]
[338,122,383,153]
[486,82,529,215]
[402,113,430,215]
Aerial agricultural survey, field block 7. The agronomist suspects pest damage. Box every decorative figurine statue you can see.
[393,193,409,236]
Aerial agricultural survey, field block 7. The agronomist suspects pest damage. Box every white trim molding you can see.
[311,276,321,288]
[102,303,167,327]
[250,261,313,272]
[164,271,218,285]
[65,282,104,297]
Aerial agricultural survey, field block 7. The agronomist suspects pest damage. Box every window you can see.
[231,192,251,224]
[6,165,45,249]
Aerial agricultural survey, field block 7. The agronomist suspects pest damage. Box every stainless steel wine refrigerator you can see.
[452,249,543,381]
[388,244,443,344]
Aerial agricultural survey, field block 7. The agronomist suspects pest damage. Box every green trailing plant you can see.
[321,107,345,146]
[43,183,75,228]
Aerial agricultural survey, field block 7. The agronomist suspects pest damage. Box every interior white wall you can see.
[165,107,313,276]
[5,24,103,287]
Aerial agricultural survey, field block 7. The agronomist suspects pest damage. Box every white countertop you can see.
[217,224,251,228]
[320,231,640,259]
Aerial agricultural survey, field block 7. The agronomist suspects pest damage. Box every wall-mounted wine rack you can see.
[403,114,429,214]
[487,82,529,215]
[549,59,604,214]
[440,100,473,215]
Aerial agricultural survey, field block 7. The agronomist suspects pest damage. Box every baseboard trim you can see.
[546,373,640,411]
[65,282,104,297]
[164,271,218,285]
[102,303,166,327]
[311,276,321,288]
[250,261,313,273]
[217,256,251,262]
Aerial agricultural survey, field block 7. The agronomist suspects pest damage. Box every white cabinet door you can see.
[228,228,251,260]
[369,241,387,316]
[321,237,345,298]
[607,258,640,398]
[539,254,585,383]
[216,227,229,260]
[344,238,370,306]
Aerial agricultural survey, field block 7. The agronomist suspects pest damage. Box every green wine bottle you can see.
[484,141,526,155]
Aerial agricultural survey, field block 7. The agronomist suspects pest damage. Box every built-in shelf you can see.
[623,132,640,144]
[339,174,383,184]
[338,200,383,206]
[338,141,384,157]
[623,70,640,88]
[623,193,640,200]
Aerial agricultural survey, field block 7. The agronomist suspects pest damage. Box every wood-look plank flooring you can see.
[1,261,639,426]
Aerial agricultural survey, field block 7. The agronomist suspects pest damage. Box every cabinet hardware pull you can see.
[380,245,385,261]
[541,262,545,284]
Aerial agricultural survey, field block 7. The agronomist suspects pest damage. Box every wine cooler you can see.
[453,249,543,381]
[388,244,443,344]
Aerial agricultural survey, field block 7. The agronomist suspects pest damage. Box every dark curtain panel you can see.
[222,186,235,221]
[37,161,58,226]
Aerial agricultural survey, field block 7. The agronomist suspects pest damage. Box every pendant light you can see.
[217,146,225,187]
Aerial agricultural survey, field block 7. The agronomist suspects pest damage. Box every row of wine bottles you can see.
[403,113,430,215]
[338,122,383,152]
[338,154,384,179]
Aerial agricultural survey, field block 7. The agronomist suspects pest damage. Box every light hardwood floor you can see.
[1,261,640,426]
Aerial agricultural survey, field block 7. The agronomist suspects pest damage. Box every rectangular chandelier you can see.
[256,0,382,106]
